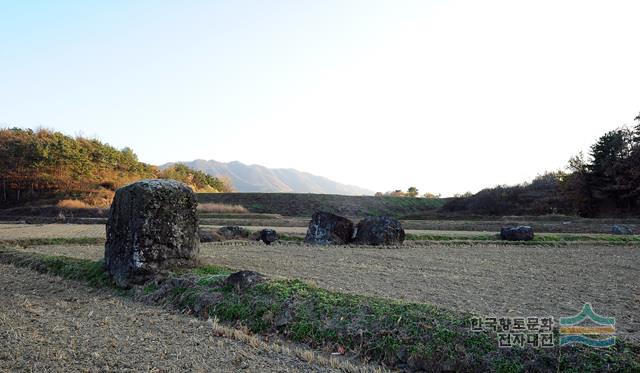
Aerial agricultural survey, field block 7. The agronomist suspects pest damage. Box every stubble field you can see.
[3,223,638,345]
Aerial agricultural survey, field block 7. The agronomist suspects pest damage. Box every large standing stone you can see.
[304,211,354,245]
[353,216,405,245]
[105,179,199,288]
[500,226,534,241]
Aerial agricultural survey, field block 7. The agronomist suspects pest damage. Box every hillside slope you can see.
[0,128,227,207]
[197,192,445,217]
[163,159,373,195]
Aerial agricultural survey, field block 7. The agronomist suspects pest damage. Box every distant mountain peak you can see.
[160,159,373,195]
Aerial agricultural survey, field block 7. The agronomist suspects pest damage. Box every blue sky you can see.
[1,1,639,195]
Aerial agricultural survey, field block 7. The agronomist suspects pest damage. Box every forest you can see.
[441,114,640,217]
[0,128,230,207]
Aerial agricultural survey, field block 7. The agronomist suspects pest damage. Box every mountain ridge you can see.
[161,159,374,196]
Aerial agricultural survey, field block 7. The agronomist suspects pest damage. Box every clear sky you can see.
[1,1,639,196]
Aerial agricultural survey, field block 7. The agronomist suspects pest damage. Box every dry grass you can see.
[197,203,249,214]
[56,199,91,209]
[0,224,104,240]
[0,263,356,372]
[207,317,385,373]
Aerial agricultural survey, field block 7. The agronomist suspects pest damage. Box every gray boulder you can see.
[612,225,633,235]
[199,229,223,243]
[105,179,199,288]
[304,211,354,245]
[217,225,251,240]
[353,216,405,245]
[500,226,534,241]
[225,270,265,291]
[259,229,278,245]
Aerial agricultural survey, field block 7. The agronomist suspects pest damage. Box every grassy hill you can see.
[0,128,229,208]
[197,192,446,218]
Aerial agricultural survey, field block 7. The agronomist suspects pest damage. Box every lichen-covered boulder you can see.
[500,226,534,241]
[225,270,265,291]
[217,225,251,240]
[353,216,405,245]
[304,211,354,245]
[105,179,199,288]
[612,225,633,235]
[258,229,278,245]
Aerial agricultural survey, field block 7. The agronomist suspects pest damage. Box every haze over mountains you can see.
[162,160,374,196]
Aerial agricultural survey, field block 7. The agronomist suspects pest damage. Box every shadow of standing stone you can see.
[105,179,199,288]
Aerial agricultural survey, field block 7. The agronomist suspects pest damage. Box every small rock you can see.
[304,211,354,245]
[217,226,251,240]
[612,224,633,235]
[258,229,278,245]
[500,226,534,241]
[275,301,295,328]
[353,216,405,245]
[225,270,265,291]
[199,229,223,243]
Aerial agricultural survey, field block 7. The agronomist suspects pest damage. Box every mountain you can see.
[161,159,374,195]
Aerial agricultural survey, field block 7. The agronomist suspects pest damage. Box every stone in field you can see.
[258,228,278,245]
[225,270,265,291]
[353,216,405,245]
[500,226,534,241]
[105,179,199,288]
[199,229,223,243]
[304,211,354,245]
[217,225,251,240]
[612,225,633,235]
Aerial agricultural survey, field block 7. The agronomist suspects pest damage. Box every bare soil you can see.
[17,240,640,344]
[0,263,348,372]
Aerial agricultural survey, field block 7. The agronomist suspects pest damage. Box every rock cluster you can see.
[304,211,405,246]
[217,225,251,240]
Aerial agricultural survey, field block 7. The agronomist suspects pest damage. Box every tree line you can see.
[441,113,640,217]
[0,128,232,207]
